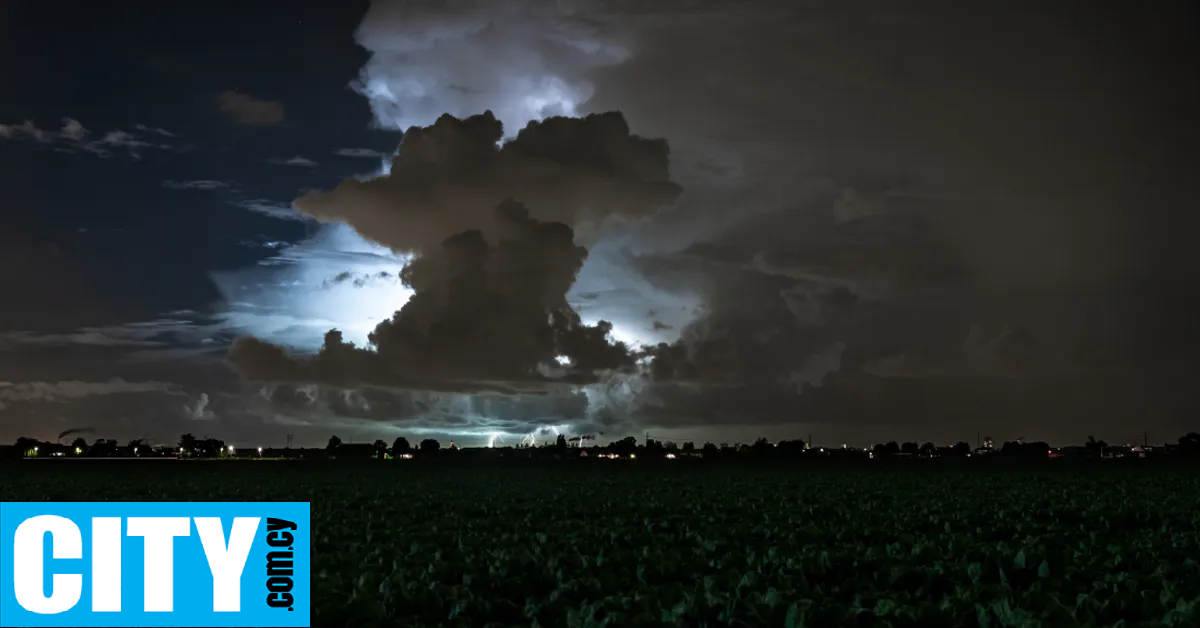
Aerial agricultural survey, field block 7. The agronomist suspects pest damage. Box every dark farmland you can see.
[2,459,1198,627]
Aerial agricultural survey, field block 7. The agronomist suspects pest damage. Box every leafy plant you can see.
[2,459,1197,627]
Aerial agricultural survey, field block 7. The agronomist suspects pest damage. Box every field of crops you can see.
[2,459,1198,627]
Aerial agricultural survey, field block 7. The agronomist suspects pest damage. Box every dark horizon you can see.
[8,429,1199,454]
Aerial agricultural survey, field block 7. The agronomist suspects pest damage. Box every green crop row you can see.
[2,461,1198,627]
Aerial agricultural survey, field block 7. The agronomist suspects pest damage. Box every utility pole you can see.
[285,433,293,448]
[976,432,980,448]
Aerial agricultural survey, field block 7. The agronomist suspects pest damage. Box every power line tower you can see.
[285,433,293,448]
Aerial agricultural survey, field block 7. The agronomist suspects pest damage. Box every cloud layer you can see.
[0,118,177,158]
[293,111,681,254]
[0,378,180,411]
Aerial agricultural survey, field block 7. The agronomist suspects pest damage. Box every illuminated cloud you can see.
[237,382,597,444]
[0,118,177,158]
[293,111,681,255]
[183,393,215,420]
[227,201,638,392]
[208,2,699,438]
[568,243,703,348]
[352,0,630,135]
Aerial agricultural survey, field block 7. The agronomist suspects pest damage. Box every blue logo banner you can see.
[0,502,310,627]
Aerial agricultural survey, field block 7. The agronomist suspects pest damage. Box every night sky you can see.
[1,0,1197,448]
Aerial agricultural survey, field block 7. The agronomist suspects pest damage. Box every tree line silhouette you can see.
[7,431,1200,460]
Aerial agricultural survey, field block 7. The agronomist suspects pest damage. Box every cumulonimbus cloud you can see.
[217,0,1199,446]
[228,200,640,393]
[293,111,681,254]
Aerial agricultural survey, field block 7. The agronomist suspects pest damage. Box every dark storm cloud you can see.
[228,201,637,392]
[216,90,286,126]
[634,1,1193,441]
[564,0,1196,302]
[233,0,1195,445]
[14,0,1187,446]
[632,372,1199,447]
[0,345,346,444]
[0,379,181,411]
[636,223,859,411]
[622,173,1193,443]
[292,111,681,254]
